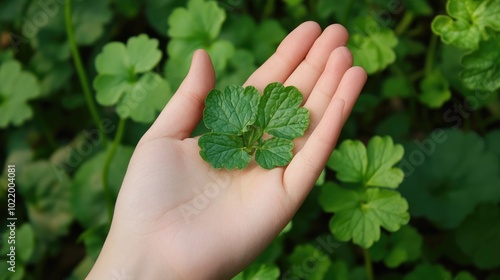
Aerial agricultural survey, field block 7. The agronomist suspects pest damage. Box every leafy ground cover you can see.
[0,0,499,279]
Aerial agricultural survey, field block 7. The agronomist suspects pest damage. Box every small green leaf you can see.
[286,244,331,280]
[203,85,260,135]
[94,34,170,123]
[382,77,413,98]
[320,183,410,248]
[455,204,500,269]
[257,82,309,139]
[404,263,452,280]
[419,69,452,108]
[431,0,500,50]
[370,225,423,268]
[233,263,280,280]
[255,138,293,169]
[199,133,252,169]
[348,18,398,74]
[0,60,41,128]
[461,36,500,92]
[328,136,405,188]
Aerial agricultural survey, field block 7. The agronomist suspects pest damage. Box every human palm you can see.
[88,22,366,280]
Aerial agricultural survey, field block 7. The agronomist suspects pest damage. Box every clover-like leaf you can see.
[203,85,260,135]
[0,60,41,128]
[399,129,500,229]
[419,69,452,108]
[257,82,310,140]
[198,83,309,169]
[286,244,331,280]
[382,77,413,98]
[328,136,405,188]
[370,225,423,268]
[199,133,252,169]
[319,183,409,248]
[348,18,398,74]
[255,138,293,170]
[431,0,500,50]
[461,36,500,92]
[166,0,234,89]
[455,204,500,269]
[94,34,170,123]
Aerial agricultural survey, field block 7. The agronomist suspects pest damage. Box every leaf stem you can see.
[424,34,438,76]
[363,248,375,280]
[64,0,107,146]
[102,118,126,224]
[395,12,414,36]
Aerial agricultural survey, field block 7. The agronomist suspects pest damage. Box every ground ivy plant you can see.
[198,82,309,169]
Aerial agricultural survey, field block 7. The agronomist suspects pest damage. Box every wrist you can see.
[86,228,176,280]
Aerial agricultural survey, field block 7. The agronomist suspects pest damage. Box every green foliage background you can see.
[0,0,499,279]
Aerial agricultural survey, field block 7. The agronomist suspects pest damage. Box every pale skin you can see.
[87,22,367,279]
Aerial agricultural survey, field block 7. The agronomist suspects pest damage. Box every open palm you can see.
[88,22,367,280]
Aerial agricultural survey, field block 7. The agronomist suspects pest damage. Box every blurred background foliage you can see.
[0,0,499,279]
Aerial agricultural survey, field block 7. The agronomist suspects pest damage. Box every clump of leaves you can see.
[198,82,309,170]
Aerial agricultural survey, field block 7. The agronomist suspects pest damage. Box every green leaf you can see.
[461,36,500,92]
[255,138,293,169]
[94,34,170,123]
[217,49,257,90]
[419,69,452,108]
[402,0,433,16]
[199,133,252,169]
[71,145,133,228]
[328,136,405,188]
[455,204,500,269]
[167,0,225,40]
[115,73,171,123]
[145,0,184,35]
[431,0,500,50]
[455,271,477,280]
[348,18,398,74]
[0,224,34,264]
[404,263,452,280]
[286,244,331,280]
[485,130,500,158]
[203,85,260,135]
[257,83,309,140]
[0,60,41,127]
[382,77,413,98]
[199,83,308,169]
[320,183,409,248]
[232,263,280,280]
[399,129,500,229]
[370,225,423,268]
[0,0,27,21]
[165,0,233,90]
[17,161,73,242]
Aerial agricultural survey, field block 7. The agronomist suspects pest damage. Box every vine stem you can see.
[64,0,107,146]
[395,12,414,36]
[102,118,126,224]
[424,34,438,76]
[363,248,375,280]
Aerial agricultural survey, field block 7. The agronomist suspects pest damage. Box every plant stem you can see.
[64,0,107,146]
[102,118,126,224]
[363,248,375,280]
[395,12,414,36]
[424,34,438,76]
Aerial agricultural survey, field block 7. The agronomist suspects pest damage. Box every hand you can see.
[87,21,367,280]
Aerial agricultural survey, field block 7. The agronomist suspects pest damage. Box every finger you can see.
[284,24,349,101]
[334,66,367,123]
[283,98,345,204]
[293,47,352,151]
[244,21,322,92]
[142,50,215,141]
